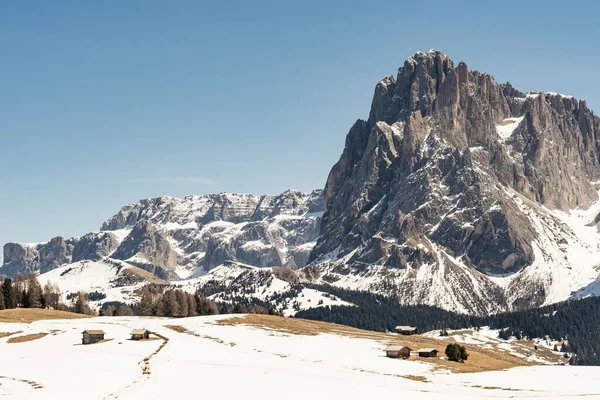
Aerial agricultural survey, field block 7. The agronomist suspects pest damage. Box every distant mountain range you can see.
[3,50,600,316]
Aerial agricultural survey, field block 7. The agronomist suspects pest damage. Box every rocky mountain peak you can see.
[310,51,600,314]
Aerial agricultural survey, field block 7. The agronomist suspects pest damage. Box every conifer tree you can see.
[2,278,16,309]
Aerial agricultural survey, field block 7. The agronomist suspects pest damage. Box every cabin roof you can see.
[386,345,412,351]
[131,329,149,335]
[417,348,437,353]
[82,330,105,335]
[395,326,417,330]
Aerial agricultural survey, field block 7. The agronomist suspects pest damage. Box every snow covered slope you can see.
[0,314,597,399]
[2,189,324,280]
[37,260,168,308]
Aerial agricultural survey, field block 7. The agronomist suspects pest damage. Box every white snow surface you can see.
[37,261,146,307]
[0,315,598,399]
[496,116,524,140]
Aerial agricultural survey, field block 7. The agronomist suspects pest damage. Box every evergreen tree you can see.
[0,283,4,310]
[445,343,468,362]
[2,278,16,309]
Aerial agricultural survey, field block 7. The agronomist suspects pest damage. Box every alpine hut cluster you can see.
[384,324,439,360]
[81,329,152,344]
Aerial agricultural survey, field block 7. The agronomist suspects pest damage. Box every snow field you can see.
[1,315,599,399]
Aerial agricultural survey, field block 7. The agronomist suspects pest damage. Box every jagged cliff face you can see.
[309,50,600,314]
[1,190,324,279]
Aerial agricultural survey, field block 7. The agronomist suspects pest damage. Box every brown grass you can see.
[217,315,537,373]
[0,331,21,338]
[0,309,89,323]
[164,324,187,333]
[402,375,429,382]
[7,333,48,343]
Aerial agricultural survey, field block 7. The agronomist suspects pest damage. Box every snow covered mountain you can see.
[3,50,600,316]
[306,50,600,315]
[2,189,324,280]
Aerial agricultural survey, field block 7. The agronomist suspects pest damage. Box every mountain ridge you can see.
[3,50,600,316]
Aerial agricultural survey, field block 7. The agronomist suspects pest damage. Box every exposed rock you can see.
[1,243,40,277]
[72,232,119,262]
[111,220,177,271]
[310,50,600,313]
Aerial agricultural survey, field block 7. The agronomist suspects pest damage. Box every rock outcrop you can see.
[72,232,119,262]
[309,50,600,314]
[111,220,178,279]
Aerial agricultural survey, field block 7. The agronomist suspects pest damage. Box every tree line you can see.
[1,274,62,310]
[296,284,600,366]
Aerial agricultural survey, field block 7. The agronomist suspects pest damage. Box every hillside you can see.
[1,313,597,399]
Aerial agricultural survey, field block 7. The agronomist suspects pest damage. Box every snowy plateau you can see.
[1,313,598,399]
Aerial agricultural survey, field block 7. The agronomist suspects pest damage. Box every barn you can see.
[417,348,438,358]
[385,345,412,359]
[395,326,418,335]
[82,330,105,345]
[131,329,150,341]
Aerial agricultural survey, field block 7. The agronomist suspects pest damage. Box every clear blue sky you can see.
[1,0,598,254]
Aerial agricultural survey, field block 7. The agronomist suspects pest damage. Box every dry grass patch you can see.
[164,325,187,333]
[402,375,429,382]
[0,331,21,339]
[218,315,535,373]
[7,333,48,343]
[0,309,89,323]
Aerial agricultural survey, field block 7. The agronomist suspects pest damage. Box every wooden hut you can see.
[385,345,412,359]
[82,330,105,345]
[395,326,418,335]
[131,329,150,341]
[416,348,438,358]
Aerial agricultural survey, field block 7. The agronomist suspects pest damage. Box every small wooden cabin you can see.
[417,348,438,358]
[385,345,412,359]
[131,329,150,341]
[395,326,418,335]
[82,330,105,345]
